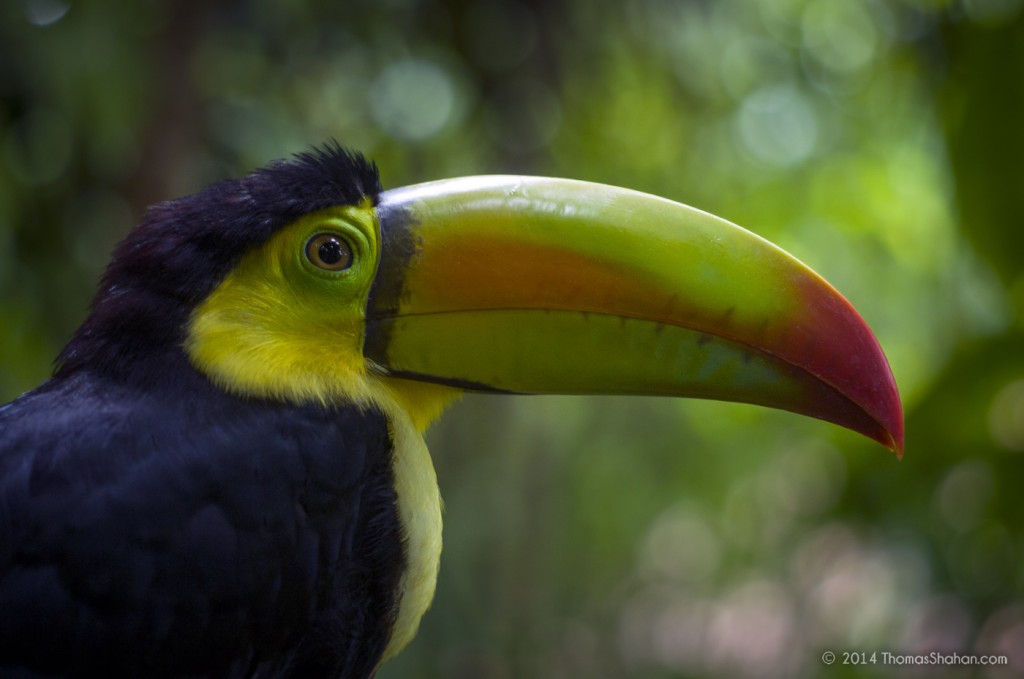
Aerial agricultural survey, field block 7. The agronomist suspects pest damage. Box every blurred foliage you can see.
[2,0,1024,677]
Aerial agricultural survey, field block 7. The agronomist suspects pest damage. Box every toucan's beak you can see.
[365,176,903,454]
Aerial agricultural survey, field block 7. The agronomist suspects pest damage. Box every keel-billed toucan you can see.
[0,145,902,677]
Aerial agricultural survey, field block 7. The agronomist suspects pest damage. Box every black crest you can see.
[56,143,381,380]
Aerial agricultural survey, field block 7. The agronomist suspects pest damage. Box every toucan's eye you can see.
[306,233,353,271]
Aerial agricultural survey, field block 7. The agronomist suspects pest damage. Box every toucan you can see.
[0,144,902,678]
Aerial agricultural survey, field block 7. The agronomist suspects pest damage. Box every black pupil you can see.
[318,238,345,265]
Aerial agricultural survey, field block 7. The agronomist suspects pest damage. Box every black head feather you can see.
[55,143,381,381]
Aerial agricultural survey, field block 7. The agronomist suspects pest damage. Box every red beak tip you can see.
[883,418,904,459]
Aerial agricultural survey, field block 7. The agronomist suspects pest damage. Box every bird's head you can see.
[59,144,902,452]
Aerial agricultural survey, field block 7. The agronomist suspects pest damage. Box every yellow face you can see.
[185,199,460,430]
[187,201,378,402]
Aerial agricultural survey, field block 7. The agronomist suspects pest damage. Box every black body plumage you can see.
[0,146,402,678]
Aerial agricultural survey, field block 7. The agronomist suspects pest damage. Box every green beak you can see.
[366,176,903,453]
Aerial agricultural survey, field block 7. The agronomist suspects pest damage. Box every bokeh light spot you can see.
[720,37,793,100]
[901,595,973,655]
[989,378,1024,452]
[370,59,459,141]
[801,1,881,76]
[706,580,801,678]
[736,83,818,167]
[24,0,70,26]
[936,460,994,532]
[639,505,720,586]
[977,604,1024,677]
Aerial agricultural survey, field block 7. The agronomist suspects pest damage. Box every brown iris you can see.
[305,233,353,271]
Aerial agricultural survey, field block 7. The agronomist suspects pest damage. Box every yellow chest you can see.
[379,406,443,663]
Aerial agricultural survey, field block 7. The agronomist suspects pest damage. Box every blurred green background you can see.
[2,0,1023,677]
